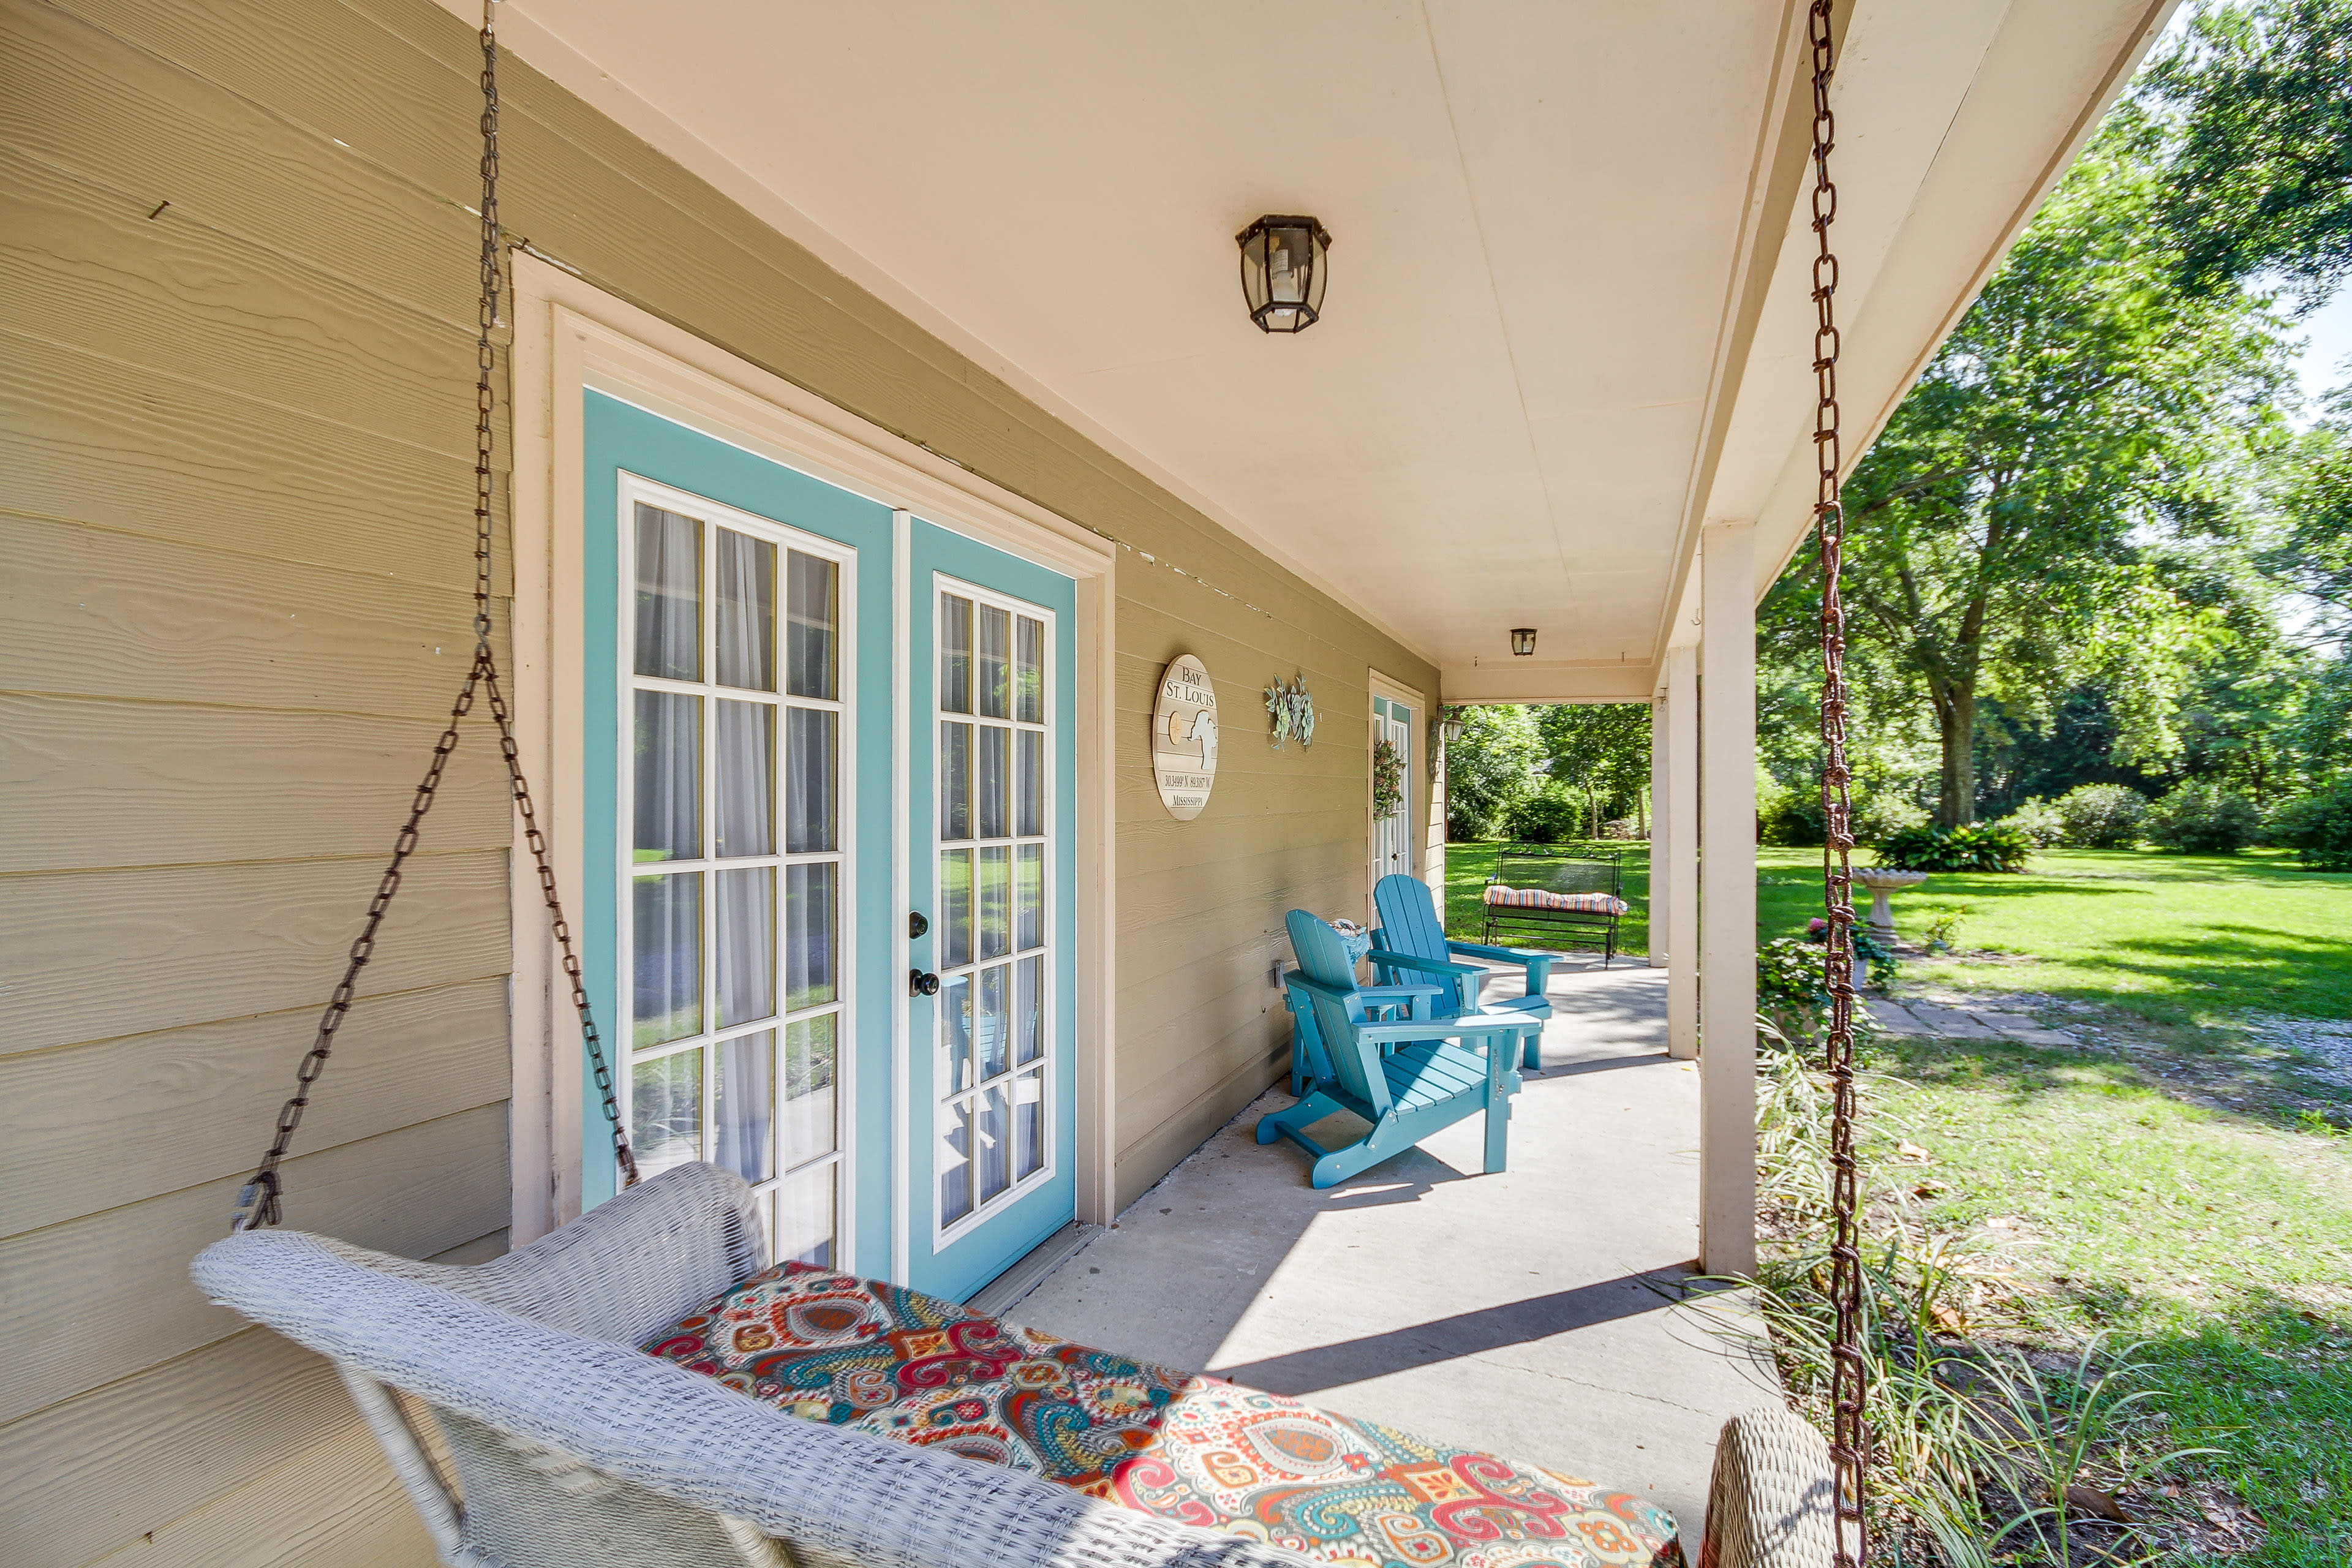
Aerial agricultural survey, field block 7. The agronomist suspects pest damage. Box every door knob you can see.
[908,911,929,940]
[909,968,940,997]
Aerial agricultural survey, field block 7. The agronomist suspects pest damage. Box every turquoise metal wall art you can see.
[1265,674,1316,748]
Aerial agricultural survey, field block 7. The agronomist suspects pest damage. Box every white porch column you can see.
[1664,646,1699,1060]
[1699,522,1757,1278]
[1646,693,1668,970]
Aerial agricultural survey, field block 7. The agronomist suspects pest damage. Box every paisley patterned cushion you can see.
[646,1262,1684,1568]
[1483,886,1629,916]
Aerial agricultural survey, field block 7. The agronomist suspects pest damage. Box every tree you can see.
[1444,706,1542,841]
[1534,704,1652,836]
[2149,0,2352,305]
[1769,126,2289,825]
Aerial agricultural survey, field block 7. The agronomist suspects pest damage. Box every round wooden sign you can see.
[1151,653,1219,821]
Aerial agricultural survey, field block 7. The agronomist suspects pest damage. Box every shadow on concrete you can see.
[1537,1051,1671,1079]
[1208,1265,1703,1394]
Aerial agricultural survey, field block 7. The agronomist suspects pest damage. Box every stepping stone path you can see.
[1866,997,2081,1047]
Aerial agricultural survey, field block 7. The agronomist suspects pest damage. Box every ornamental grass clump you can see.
[1702,1031,2215,1563]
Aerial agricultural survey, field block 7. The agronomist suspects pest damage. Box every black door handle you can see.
[909,911,929,940]
[909,968,940,997]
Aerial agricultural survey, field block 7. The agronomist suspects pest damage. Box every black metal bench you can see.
[1480,846,1629,967]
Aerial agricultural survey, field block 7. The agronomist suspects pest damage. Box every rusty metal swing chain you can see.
[233,0,636,1234]
[1808,1,1871,1562]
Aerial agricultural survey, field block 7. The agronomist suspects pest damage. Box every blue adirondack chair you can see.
[1276,957,1442,1097]
[1369,872,1555,1069]
[1259,910,1544,1188]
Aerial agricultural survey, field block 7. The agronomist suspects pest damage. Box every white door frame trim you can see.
[505,251,1117,1251]
[1367,669,1427,914]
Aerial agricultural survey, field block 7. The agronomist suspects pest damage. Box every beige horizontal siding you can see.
[3,0,1436,1559]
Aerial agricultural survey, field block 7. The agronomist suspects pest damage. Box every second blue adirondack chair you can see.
[1369,872,1555,1069]
[1259,910,1544,1189]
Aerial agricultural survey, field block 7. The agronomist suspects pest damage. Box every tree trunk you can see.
[1935,683,1978,827]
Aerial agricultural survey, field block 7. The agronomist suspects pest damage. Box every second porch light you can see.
[1237,215,1332,333]
[1510,627,1538,657]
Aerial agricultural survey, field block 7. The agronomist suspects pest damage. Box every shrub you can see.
[1994,795,2065,848]
[2052,783,2147,848]
[1852,793,1929,845]
[1502,781,1585,843]
[2270,779,2352,870]
[1758,935,1834,1041]
[2143,780,2262,854]
[1758,774,1827,846]
[1877,821,2034,873]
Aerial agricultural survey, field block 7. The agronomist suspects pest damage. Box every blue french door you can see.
[581,392,897,1274]
[900,521,1077,1301]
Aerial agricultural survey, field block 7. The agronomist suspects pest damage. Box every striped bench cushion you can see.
[646,1261,1683,1567]
[1485,884,1629,916]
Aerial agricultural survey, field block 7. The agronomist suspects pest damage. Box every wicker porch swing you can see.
[194,4,1871,1565]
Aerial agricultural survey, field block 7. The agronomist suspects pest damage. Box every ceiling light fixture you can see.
[1237,215,1332,333]
[1510,628,1538,657]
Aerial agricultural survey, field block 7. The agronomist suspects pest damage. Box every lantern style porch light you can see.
[1441,708,1465,745]
[1237,215,1332,333]
[1509,628,1538,657]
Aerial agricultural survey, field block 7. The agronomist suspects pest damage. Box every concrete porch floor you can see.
[1011,957,1779,1542]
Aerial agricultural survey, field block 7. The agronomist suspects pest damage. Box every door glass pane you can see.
[782,1014,839,1167]
[939,595,972,714]
[938,722,971,840]
[632,1049,701,1176]
[977,962,1008,1080]
[785,862,836,1011]
[1014,1068,1044,1178]
[1016,954,1042,1065]
[714,1030,773,1183]
[1016,730,1042,837]
[785,551,837,701]
[715,867,775,1027]
[1016,616,1043,724]
[713,700,774,858]
[633,504,699,680]
[976,846,1009,960]
[775,1162,835,1267]
[976,1081,1009,1203]
[937,1098,973,1226]
[977,604,1011,718]
[940,973,973,1095]
[714,529,775,692]
[976,725,1008,840]
[633,692,700,861]
[631,873,701,1046]
[938,848,971,969]
[786,707,836,854]
[1016,845,1042,952]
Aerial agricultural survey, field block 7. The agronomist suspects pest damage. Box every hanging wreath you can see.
[1371,736,1406,818]
[1265,674,1316,748]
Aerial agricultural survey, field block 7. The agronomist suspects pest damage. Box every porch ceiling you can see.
[473,0,2175,699]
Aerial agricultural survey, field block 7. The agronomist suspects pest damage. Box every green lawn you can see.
[1447,838,2352,1553]
[1445,842,2352,1028]
[1872,1035,2352,1562]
